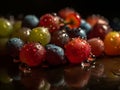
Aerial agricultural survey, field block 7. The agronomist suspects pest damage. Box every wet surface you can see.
[0,56,120,90]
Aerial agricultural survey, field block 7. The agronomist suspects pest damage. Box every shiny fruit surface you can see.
[65,13,81,29]
[88,38,104,57]
[0,18,13,37]
[45,44,65,66]
[65,38,91,64]
[28,27,51,46]
[104,31,120,55]
[20,42,46,67]
[39,14,60,33]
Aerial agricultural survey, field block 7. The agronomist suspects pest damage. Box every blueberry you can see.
[7,38,24,58]
[80,19,92,33]
[22,15,39,29]
[45,44,65,66]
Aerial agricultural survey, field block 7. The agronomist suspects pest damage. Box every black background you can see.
[0,0,119,19]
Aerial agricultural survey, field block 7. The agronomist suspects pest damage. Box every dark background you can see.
[0,0,119,19]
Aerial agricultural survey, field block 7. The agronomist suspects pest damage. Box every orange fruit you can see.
[104,31,120,55]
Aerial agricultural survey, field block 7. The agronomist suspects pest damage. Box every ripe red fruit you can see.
[65,38,91,64]
[39,14,60,33]
[65,13,81,29]
[88,38,104,57]
[19,42,46,67]
[87,24,112,40]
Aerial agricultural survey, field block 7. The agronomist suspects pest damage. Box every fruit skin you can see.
[65,38,91,64]
[51,29,70,48]
[22,15,39,29]
[20,42,46,67]
[11,27,31,43]
[88,38,104,57]
[39,14,60,33]
[65,13,81,29]
[28,27,51,46]
[45,44,65,66]
[0,18,13,37]
[80,19,92,33]
[7,38,24,58]
[104,31,120,55]
[87,24,112,40]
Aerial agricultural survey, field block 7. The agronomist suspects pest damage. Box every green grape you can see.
[28,27,51,46]
[0,38,9,56]
[0,18,13,37]
[11,27,31,42]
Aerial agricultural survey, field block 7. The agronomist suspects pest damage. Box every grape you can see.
[51,29,70,48]
[28,27,51,46]
[11,27,31,42]
[20,42,46,67]
[0,18,13,37]
[88,38,104,57]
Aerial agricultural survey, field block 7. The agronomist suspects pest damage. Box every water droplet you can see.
[19,63,32,76]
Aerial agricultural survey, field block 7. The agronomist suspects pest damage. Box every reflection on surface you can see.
[0,56,120,90]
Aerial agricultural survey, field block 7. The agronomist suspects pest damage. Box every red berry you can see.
[39,14,60,33]
[88,38,104,57]
[19,42,46,67]
[65,38,91,64]
[87,24,112,40]
[65,13,81,29]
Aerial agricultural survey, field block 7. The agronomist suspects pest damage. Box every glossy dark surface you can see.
[0,56,120,90]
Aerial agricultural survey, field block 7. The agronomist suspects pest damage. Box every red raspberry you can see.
[39,14,60,33]
[65,38,91,64]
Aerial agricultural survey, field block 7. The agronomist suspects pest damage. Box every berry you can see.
[65,38,91,64]
[45,44,65,66]
[88,38,104,57]
[104,31,120,55]
[51,29,70,48]
[80,19,92,33]
[65,13,81,29]
[7,38,24,58]
[0,18,13,37]
[22,15,39,29]
[19,42,46,67]
[39,14,60,33]
[87,24,112,40]
[28,27,51,46]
